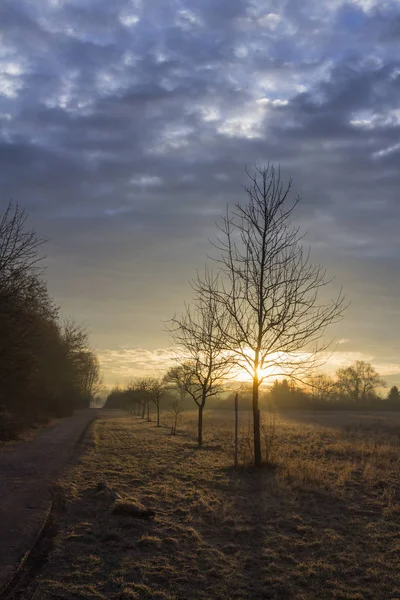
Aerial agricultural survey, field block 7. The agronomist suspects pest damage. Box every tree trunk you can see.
[252,378,262,466]
[147,401,150,421]
[141,402,146,419]
[234,392,239,468]
[157,403,160,427]
[197,404,204,447]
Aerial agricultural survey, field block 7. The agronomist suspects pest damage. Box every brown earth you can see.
[0,409,97,591]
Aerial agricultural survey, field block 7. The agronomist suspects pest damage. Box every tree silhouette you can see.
[387,385,400,406]
[336,361,385,403]
[168,274,232,446]
[196,165,347,465]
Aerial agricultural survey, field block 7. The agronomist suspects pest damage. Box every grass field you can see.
[35,409,399,600]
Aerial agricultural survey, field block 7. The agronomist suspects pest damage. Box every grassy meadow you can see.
[34,409,399,600]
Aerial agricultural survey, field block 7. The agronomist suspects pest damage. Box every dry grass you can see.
[35,409,399,599]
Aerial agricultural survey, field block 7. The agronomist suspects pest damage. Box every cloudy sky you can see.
[1,0,399,387]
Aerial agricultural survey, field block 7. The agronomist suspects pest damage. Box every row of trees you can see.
[105,375,184,431]
[167,165,347,465]
[107,165,396,464]
[0,203,101,437]
[269,361,397,409]
[105,377,164,426]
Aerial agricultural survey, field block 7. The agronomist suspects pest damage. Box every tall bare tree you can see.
[168,274,232,446]
[197,165,347,465]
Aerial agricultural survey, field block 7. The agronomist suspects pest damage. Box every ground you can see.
[0,409,96,592]
[31,409,399,600]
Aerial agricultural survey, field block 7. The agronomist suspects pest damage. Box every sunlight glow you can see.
[229,349,307,383]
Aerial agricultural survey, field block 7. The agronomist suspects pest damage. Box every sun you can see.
[230,349,308,383]
[231,359,281,383]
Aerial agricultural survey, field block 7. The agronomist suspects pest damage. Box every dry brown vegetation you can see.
[34,409,399,600]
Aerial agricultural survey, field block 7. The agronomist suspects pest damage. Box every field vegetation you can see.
[34,409,399,600]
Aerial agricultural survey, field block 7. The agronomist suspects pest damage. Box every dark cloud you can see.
[1,0,399,384]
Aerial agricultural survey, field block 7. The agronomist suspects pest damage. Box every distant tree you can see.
[270,379,308,409]
[163,365,191,404]
[387,385,400,407]
[306,373,338,404]
[169,399,184,435]
[124,382,138,414]
[104,386,126,410]
[61,320,102,408]
[196,165,347,465]
[148,378,164,426]
[336,361,386,403]
[79,351,102,401]
[270,379,290,408]
[135,378,154,420]
[168,274,232,447]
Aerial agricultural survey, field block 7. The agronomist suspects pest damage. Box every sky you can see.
[0,0,400,388]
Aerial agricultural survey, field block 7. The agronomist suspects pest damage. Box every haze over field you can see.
[1,0,400,385]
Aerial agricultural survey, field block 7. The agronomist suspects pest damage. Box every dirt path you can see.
[0,409,97,591]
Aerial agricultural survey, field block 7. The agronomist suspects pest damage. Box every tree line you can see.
[103,358,398,445]
[104,374,185,434]
[219,361,398,411]
[0,203,101,439]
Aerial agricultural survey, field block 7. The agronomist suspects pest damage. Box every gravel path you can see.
[0,409,97,591]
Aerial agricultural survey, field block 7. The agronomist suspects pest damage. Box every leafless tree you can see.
[80,352,102,399]
[306,373,338,403]
[61,320,102,406]
[135,378,154,420]
[169,399,184,435]
[336,361,385,403]
[125,381,140,415]
[147,378,164,426]
[197,164,347,465]
[168,274,232,446]
[0,202,102,426]
[163,365,191,403]
[0,202,46,289]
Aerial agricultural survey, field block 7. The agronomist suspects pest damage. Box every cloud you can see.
[98,347,176,385]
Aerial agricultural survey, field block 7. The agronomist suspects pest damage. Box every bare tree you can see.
[0,202,102,426]
[136,378,154,420]
[306,373,338,403]
[169,399,184,435]
[125,381,141,415]
[0,202,46,289]
[336,361,385,403]
[163,365,191,403]
[61,320,102,407]
[198,165,347,465]
[147,378,164,427]
[80,351,102,401]
[168,274,232,447]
